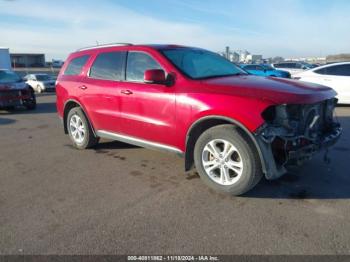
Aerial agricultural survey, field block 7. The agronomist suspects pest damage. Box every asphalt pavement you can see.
[0,94,350,255]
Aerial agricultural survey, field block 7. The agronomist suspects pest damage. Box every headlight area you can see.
[255,98,341,180]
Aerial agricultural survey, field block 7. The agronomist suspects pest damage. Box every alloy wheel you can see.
[69,114,86,144]
[201,139,244,185]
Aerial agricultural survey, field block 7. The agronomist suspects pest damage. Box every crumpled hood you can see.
[0,81,27,91]
[200,75,336,104]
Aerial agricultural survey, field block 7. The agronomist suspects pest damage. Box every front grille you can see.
[0,90,21,98]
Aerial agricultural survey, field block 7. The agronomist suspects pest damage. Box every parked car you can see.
[272,62,315,76]
[56,44,341,195]
[0,69,36,110]
[52,60,64,68]
[24,73,56,93]
[240,64,291,78]
[293,62,350,104]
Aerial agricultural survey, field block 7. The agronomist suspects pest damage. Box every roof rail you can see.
[77,43,133,51]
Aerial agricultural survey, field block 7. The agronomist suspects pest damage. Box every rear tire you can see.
[194,124,262,196]
[67,107,98,149]
[23,89,36,110]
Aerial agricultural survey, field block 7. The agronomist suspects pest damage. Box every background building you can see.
[220,46,240,62]
[10,53,45,68]
[245,54,263,64]
[0,47,11,70]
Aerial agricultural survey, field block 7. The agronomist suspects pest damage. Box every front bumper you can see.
[256,122,342,180]
[0,90,31,107]
[287,124,342,164]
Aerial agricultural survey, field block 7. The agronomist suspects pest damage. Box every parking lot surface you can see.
[0,94,350,255]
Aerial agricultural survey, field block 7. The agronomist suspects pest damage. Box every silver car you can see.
[24,73,56,93]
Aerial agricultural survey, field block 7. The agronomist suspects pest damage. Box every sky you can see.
[0,0,349,60]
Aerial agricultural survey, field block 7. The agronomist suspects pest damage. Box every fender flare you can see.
[63,99,96,136]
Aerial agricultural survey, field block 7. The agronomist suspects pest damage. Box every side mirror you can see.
[144,69,166,84]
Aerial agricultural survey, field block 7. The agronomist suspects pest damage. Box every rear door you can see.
[79,51,126,132]
[118,51,176,146]
[56,54,90,117]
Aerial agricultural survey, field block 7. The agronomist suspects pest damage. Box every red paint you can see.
[144,69,166,83]
[56,45,337,153]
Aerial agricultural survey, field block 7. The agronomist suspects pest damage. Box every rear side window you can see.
[314,67,328,75]
[243,65,256,70]
[126,52,162,82]
[89,51,126,81]
[64,55,89,76]
[274,63,283,68]
[315,64,350,76]
[284,63,295,68]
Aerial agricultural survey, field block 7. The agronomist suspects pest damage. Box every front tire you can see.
[23,89,36,110]
[194,124,262,196]
[67,107,98,149]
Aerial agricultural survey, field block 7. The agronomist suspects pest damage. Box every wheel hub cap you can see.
[202,139,243,186]
[69,114,85,144]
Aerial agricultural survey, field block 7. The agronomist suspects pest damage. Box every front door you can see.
[118,51,176,147]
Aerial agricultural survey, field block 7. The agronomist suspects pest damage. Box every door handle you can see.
[78,85,87,90]
[121,89,133,95]
[324,79,331,81]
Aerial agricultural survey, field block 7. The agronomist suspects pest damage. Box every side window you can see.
[273,63,282,68]
[243,65,255,70]
[314,67,328,75]
[255,65,263,71]
[295,63,302,69]
[89,51,126,81]
[325,64,350,76]
[64,55,89,76]
[126,52,162,82]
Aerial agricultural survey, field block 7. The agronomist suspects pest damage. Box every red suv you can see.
[56,44,341,195]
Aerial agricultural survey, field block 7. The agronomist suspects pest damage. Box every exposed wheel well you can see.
[185,117,265,173]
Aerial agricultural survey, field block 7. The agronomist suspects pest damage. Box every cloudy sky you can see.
[0,0,349,60]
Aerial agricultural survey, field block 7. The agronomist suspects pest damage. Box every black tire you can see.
[67,107,99,149]
[194,124,262,196]
[23,89,36,110]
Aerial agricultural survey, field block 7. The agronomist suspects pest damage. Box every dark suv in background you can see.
[0,69,36,110]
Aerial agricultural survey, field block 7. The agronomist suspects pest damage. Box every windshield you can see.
[161,48,247,79]
[262,64,274,70]
[0,70,22,84]
[36,75,51,81]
